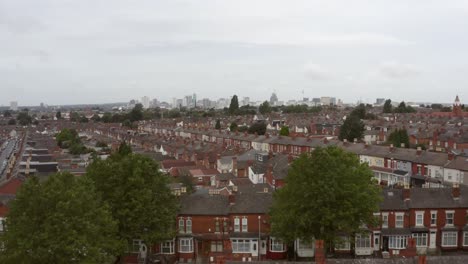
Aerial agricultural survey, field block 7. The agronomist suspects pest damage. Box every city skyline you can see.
[1,0,468,105]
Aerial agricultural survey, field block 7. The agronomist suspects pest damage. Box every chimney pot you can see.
[453,183,460,199]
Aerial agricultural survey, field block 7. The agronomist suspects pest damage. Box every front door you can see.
[373,232,381,251]
[260,240,267,255]
[251,240,258,257]
[429,230,437,249]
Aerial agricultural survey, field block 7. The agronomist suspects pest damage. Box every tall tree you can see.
[259,101,272,114]
[0,173,123,263]
[129,103,144,122]
[338,115,365,142]
[3,110,12,117]
[270,146,381,246]
[279,126,290,136]
[16,111,32,126]
[86,151,178,256]
[388,129,410,148]
[229,95,239,115]
[248,122,267,135]
[383,99,392,113]
[215,119,221,130]
[229,122,238,132]
[56,111,62,119]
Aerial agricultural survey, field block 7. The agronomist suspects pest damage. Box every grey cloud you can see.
[378,61,421,79]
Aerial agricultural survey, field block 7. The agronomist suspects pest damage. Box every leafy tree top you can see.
[0,173,123,263]
[229,95,239,115]
[270,146,381,244]
[259,101,272,114]
[279,126,290,136]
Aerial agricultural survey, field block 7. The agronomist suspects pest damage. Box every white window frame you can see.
[442,232,457,247]
[382,213,389,228]
[186,218,192,234]
[231,239,251,253]
[161,240,175,254]
[234,217,240,232]
[132,239,143,253]
[210,241,223,252]
[355,233,371,248]
[395,212,404,228]
[388,235,409,249]
[463,232,468,247]
[445,211,454,226]
[430,211,437,227]
[270,237,286,252]
[178,218,185,234]
[179,238,194,253]
[0,217,4,232]
[412,233,428,247]
[416,211,424,227]
[242,217,248,233]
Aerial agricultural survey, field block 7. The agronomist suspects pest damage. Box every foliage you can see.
[229,95,239,115]
[383,99,392,113]
[101,112,112,123]
[129,103,144,122]
[351,104,377,120]
[117,142,132,156]
[270,146,381,245]
[430,103,443,109]
[56,111,61,119]
[229,122,238,131]
[178,175,195,194]
[3,110,12,117]
[8,119,16,125]
[16,111,32,126]
[387,129,410,148]
[215,119,221,130]
[79,115,89,123]
[248,122,267,135]
[259,101,272,114]
[0,173,123,263]
[56,128,90,155]
[338,115,365,142]
[279,126,290,136]
[394,101,416,113]
[414,143,427,150]
[69,111,81,122]
[86,151,179,247]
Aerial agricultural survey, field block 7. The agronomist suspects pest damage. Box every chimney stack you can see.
[389,144,394,152]
[401,143,405,148]
[448,152,455,161]
[416,147,422,156]
[229,193,236,204]
[232,157,238,176]
[453,183,460,200]
[403,183,411,201]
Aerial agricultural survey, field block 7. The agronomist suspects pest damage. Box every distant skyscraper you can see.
[141,96,150,109]
[376,98,385,105]
[192,93,197,108]
[10,101,18,111]
[270,93,278,106]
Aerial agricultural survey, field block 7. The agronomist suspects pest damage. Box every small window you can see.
[446,211,454,226]
[431,211,437,226]
[442,232,457,247]
[396,213,404,228]
[186,218,192,234]
[210,241,223,252]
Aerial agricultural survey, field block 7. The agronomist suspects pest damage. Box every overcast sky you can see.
[1,0,468,106]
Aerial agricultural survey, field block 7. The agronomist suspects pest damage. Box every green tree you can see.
[351,104,366,119]
[229,95,239,115]
[339,115,365,142]
[270,146,381,246]
[229,122,238,131]
[259,101,272,114]
[101,112,112,123]
[69,111,81,122]
[56,111,62,119]
[16,111,32,126]
[388,129,410,148]
[129,104,144,122]
[248,122,267,135]
[279,126,290,136]
[86,152,178,257]
[215,119,221,130]
[8,119,16,125]
[383,99,392,113]
[79,115,89,123]
[0,173,123,263]
[3,110,12,117]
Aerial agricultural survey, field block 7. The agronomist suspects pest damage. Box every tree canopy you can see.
[279,126,290,136]
[86,150,178,247]
[16,111,32,126]
[215,119,221,130]
[228,95,239,115]
[338,115,365,142]
[270,146,381,246]
[0,173,123,263]
[229,122,238,132]
[388,129,410,148]
[248,122,267,135]
[55,128,90,155]
[383,99,392,113]
[259,101,272,114]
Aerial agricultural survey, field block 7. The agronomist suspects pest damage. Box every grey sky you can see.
[1,0,468,106]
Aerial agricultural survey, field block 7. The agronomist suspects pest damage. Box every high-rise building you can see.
[141,96,150,109]
[270,93,278,106]
[376,98,386,105]
[10,101,18,111]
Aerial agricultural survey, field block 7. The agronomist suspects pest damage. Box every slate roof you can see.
[179,192,230,216]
